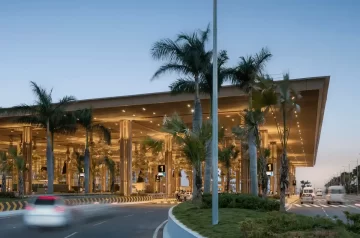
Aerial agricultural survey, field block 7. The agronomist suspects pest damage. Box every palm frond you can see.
[92,124,111,145]
[142,137,164,155]
[151,38,184,62]
[254,47,272,74]
[161,113,188,137]
[169,78,196,95]
[30,81,52,107]
[151,64,191,80]
[16,115,44,128]
[53,95,76,111]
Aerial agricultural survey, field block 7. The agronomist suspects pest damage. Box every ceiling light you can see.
[295,115,298,118]
[297,125,300,128]
[77,118,79,121]
[294,111,297,114]
[187,104,191,108]
[94,117,97,119]
[115,123,118,126]
[225,128,228,131]
[142,108,146,111]
[221,126,224,129]
[133,114,136,117]
[150,121,153,123]
[226,115,230,118]
[153,112,156,115]
[36,132,39,134]
[122,110,126,112]
[157,124,160,126]
[140,131,143,134]
[292,96,295,100]
[232,119,234,121]
[11,130,13,133]
[191,109,194,113]
[207,116,210,119]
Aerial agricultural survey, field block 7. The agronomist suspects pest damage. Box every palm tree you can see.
[75,108,111,194]
[0,151,12,192]
[73,152,84,192]
[0,82,76,194]
[258,148,271,198]
[231,48,272,196]
[258,73,301,211]
[104,156,115,193]
[218,144,240,193]
[169,50,232,193]
[162,113,212,201]
[8,148,26,197]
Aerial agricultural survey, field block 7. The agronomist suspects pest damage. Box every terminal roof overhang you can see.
[0,76,329,168]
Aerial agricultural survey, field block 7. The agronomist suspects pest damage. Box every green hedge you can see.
[0,192,16,198]
[202,193,280,211]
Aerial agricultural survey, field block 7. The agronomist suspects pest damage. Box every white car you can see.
[326,186,345,204]
[23,195,73,228]
[301,187,315,204]
[316,189,323,196]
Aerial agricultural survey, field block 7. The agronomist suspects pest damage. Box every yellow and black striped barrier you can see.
[0,195,154,212]
[0,200,28,211]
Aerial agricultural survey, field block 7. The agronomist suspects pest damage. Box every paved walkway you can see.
[285,195,299,206]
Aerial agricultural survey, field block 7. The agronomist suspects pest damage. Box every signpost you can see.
[266,163,273,172]
[158,165,165,173]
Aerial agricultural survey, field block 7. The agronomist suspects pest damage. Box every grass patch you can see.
[173,202,357,238]
[0,197,27,202]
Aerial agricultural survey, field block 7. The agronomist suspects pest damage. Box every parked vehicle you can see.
[326,185,345,204]
[301,187,315,204]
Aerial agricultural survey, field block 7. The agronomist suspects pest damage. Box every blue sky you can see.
[1,0,359,189]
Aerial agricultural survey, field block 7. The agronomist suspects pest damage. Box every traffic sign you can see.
[158,165,165,173]
[266,163,273,172]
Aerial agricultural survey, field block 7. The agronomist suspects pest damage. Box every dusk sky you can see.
[1,0,359,189]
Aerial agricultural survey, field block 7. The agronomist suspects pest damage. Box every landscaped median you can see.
[0,192,153,212]
[165,193,358,238]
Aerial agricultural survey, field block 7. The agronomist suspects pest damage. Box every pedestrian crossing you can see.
[293,203,358,208]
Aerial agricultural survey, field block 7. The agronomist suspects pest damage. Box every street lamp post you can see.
[211,0,219,226]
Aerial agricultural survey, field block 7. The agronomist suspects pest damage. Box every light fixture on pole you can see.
[211,0,219,226]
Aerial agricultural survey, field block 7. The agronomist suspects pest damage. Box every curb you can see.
[0,195,153,213]
[164,205,205,238]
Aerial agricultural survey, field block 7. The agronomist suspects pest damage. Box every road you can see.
[288,196,360,222]
[0,203,170,238]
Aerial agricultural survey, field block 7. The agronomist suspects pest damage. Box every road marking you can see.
[339,205,347,207]
[330,205,338,207]
[285,204,292,211]
[312,205,320,207]
[294,204,301,207]
[124,214,134,217]
[153,220,168,238]
[93,221,107,226]
[348,205,356,208]
[320,205,329,207]
[303,204,310,207]
[64,232,78,238]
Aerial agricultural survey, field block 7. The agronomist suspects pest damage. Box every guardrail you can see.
[0,195,153,212]
[163,206,204,238]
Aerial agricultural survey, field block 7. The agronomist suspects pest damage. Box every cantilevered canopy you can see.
[0,76,329,167]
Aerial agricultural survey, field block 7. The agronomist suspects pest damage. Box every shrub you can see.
[239,211,348,238]
[0,192,16,198]
[344,211,360,234]
[202,193,280,211]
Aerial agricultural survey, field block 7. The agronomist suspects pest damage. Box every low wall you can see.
[0,195,153,212]
[164,206,204,238]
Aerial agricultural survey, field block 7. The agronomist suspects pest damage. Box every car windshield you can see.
[304,189,313,193]
[330,189,344,194]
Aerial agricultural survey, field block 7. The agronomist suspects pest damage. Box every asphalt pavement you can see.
[288,195,360,222]
[0,203,171,238]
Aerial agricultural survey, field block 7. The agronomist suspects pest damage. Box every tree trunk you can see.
[260,155,268,198]
[204,94,213,194]
[18,174,24,198]
[193,164,203,201]
[248,129,258,196]
[279,152,289,212]
[46,120,54,194]
[226,169,231,193]
[84,148,90,194]
[78,174,81,193]
[192,75,203,197]
[1,174,6,192]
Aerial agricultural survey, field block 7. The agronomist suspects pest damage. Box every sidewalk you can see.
[285,195,299,207]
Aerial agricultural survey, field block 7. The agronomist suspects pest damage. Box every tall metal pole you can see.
[211,0,219,226]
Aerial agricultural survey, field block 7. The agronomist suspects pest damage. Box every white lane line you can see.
[124,214,134,217]
[312,205,320,207]
[285,204,292,211]
[153,220,168,238]
[93,221,107,226]
[294,204,301,207]
[303,204,311,207]
[64,232,78,238]
[321,207,335,221]
[339,205,347,208]
[348,205,356,208]
[320,205,329,207]
[330,205,338,207]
